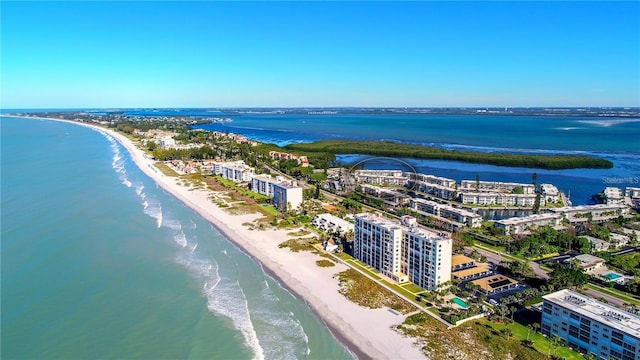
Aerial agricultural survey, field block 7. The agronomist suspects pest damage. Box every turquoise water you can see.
[604,273,622,280]
[451,297,469,308]
[1,117,353,359]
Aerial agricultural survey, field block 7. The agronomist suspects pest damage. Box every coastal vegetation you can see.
[335,269,415,314]
[284,140,613,170]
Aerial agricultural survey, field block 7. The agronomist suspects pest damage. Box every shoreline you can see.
[4,115,425,360]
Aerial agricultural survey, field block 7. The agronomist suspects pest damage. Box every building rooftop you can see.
[451,254,476,267]
[543,289,640,338]
[452,265,491,278]
[471,274,517,292]
[496,213,563,226]
[573,254,606,266]
[549,204,627,213]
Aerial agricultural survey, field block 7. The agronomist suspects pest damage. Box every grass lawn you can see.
[260,204,280,216]
[400,282,425,294]
[491,322,582,360]
[154,162,179,177]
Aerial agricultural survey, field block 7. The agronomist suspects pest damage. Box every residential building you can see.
[460,180,535,194]
[312,213,354,234]
[541,183,561,204]
[494,213,563,236]
[410,198,482,228]
[582,236,611,252]
[603,187,626,205]
[460,192,537,207]
[451,254,476,271]
[568,254,606,273]
[359,184,410,207]
[354,170,409,186]
[354,213,452,290]
[406,173,457,200]
[548,204,630,223]
[251,175,303,211]
[218,160,254,183]
[452,265,492,281]
[541,289,640,359]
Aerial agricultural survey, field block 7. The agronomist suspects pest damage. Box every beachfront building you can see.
[312,213,354,234]
[359,184,410,207]
[541,183,561,204]
[548,204,630,224]
[460,192,537,207]
[353,213,452,290]
[603,187,626,205]
[409,198,483,228]
[460,180,535,195]
[406,173,458,200]
[353,170,409,186]
[251,175,303,211]
[541,289,640,359]
[354,213,407,283]
[216,160,255,183]
[494,213,564,236]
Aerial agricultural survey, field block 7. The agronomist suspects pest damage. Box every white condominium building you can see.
[214,160,255,183]
[494,213,563,236]
[460,180,535,194]
[354,213,452,290]
[407,173,457,200]
[548,204,629,223]
[409,198,482,228]
[251,175,303,211]
[354,170,409,186]
[541,289,640,360]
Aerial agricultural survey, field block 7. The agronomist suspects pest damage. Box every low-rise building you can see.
[603,187,626,205]
[451,254,476,271]
[452,265,492,281]
[568,254,606,273]
[359,184,410,207]
[582,235,611,252]
[354,170,409,186]
[406,173,457,200]
[312,213,354,234]
[471,274,518,294]
[410,198,482,228]
[460,192,537,207]
[541,289,640,359]
[548,204,630,223]
[460,180,535,195]
[494,213,563,236]
[541,183,561,204]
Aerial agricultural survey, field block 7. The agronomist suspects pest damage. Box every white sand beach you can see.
[8,116,426,360]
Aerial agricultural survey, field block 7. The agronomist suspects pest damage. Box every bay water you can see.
[1,117,353,359]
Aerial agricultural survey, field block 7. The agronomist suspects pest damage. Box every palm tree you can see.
[510,306,517,321]
[526,324,534,341]
[532,322,540,335]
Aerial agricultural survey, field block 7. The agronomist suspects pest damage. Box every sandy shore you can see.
[6,115,426,360]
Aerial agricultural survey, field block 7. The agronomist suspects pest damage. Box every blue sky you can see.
[1,1,639,108]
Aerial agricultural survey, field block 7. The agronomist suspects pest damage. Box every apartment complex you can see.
[354,170,409,186]
[354,213,452,290]
[548,204,630,223]
[494,213,564,236]
[251,175,303,211]
[407,173,458,200]
[541,289,640,360]
[409,198,483,228]
[460,180,535,194]
[214,160,255,183]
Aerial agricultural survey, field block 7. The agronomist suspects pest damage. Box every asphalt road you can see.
[466,246,550,280]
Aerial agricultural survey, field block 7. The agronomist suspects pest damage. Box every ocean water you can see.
[0,117,353,360]
[194,113,640,206]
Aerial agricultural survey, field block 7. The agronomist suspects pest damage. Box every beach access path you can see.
[14,116,427,360]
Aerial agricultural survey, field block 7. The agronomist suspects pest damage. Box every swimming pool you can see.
[452,297,469,308]
[604,272,622,280]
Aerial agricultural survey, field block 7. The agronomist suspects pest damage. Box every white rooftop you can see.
[543,289,640,338]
